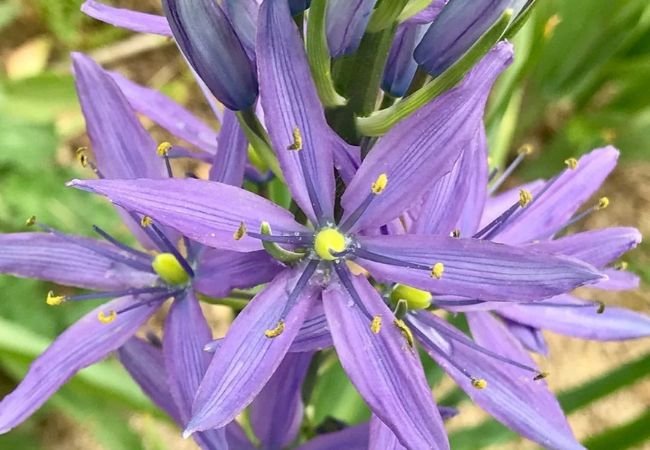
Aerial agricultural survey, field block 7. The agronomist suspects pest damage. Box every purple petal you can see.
[414,0,509,76]
[187,268,320,432]
[498,294,650,341]
[359,234,603,301]
[291,304,333,352]
[118,337,182,423]
[323,275,449,449]
[208,110,248,186]
[499,317,549,355]
[369,415,407,450]
[193,249,283,298]
[108,70,219,154]
[81,0,173,36]
[162,0,257,111]
[250,352,313,449]
[342,43,512,232]
[0,296,157,433]
[495,147,619,244]
[0,232,156,291]
[333,140,361,186]
[69,178,307,252]
[527,227,642,268]
[296,424,369,450]
[480,180,545,229]
[410,311,583,450]
[595,269,640,291]
[258,0,336,222]
[326,0,378,58]
[406,0,447,24]
[382,23,428,97]
[411,126,487,236]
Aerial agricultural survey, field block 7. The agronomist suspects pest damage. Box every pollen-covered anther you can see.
[430,262,444,280]
[519,189,533,208]
[615,261,628,271]
[314,228,347,261]
[287,127,303,150]
[76,147,89,167]
[451,229,461,238]
[394,319,415,348]
[157,142,173,157]
[518,143,534,156]
[371,173,388,195]
[97,310,117,324]
[564,157,578,170]
[46,290,66,306]
[370,315,382,334]
[233,221,247,240]
[596,301,606,314]
[544,14,561,39]
[140,216,153,228]
[25,215,37,227]
[533,371,550,381]
[264,320,285,338]
[471,377,488,389]
[596,196,610,210]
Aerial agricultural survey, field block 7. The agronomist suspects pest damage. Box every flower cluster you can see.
[0,1,648,449]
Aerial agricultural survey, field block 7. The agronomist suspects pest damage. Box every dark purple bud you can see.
[326,0,378,58]
[162,0,258,111]
[381,23,428,97]
[289,0,312,15]
[222,0,259,60]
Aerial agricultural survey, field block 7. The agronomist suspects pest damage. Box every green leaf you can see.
[2,73,78,123]
[583,408,650,450]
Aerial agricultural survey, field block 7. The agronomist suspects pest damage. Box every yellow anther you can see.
[596,301,606,314]
[518,144,534,156]
[394,319,415,348]
[234,222,247,240]
[76,147,89,167]
[314,228,346,261]
[596,197,609,210]
[431,262,444,280]
[371,173,388,195]
[471,377,488,389]
[564,157,578,170]
[451,229,461,238]
[25,215,37,227]
[46,291,66,306]
[487,156,493,166]
[157,142,173,157]
[519,189,533,208]
[533,371,549,381]
[544,14,561,39]
[390,284,432,310]
[152,253,190,285]
[601,128,616,143]
[264,320,285,338]
[615,261,628,271]
[371,315,382,334]
[98,310,117,324]
[287,127,303,150]
[140,216,153,227]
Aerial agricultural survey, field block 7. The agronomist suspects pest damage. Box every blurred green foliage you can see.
[0,0,648,448]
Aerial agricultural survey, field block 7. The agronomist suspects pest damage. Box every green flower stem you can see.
[236,108,285,182]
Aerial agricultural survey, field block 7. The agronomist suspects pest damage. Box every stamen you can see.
[430,262,445,280]
[140,216,153,228]
[46,291,66,306]
[370,315,382,334]
[25,215,37,227]
[97,310,117,324]
[76,147,104,178]
[264,320,286,338]
[564,157,578,170]
[332,261,373,320]
[57,287,172,304]
[558,196,610,231]
[533,371,549,381]
[340,174,389,232]
[614,261,628,271]
[287,126,326,222]
[596,301,605,314]
[451,229,461,238]
[518,189,533,207]
[355,248,431,272]
[394,319,415,347]
[474,190,532,240]
[92,225,152,262]
[233,222,247,240]
[597,196,610,210]
[157,142,174,178]
[471,377,488,389]
[112,290,182,316]
[287,128,303,150]
[371,173,388,195]
[489,144,533,194]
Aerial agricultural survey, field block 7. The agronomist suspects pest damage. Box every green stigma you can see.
[390,284,432,310]
[152,253,190,285]
[314,228,346,261]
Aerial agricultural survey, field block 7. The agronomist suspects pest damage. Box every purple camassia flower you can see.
[71,1,603,448]
[0,54,281,449]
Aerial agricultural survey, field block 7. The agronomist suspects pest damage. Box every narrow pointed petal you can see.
[297,424,369,450]
[222,0,259,60]
[118,338,182,422]
[164,293,228,450]
[406,0,447,24]
[369,415,407,450]
[326,0,378,58]
[291,304,333,352]
[495,147,619,244]
[412,126,488,236]
[498,294,650,341]
[81,0,172,36]
[0,232,156,291]
[595,269,639,291]
[250,352,313,449]
[162,0,257,111]
[208,110,247,186]
[359,234,603,301]
[414,0,510,76]
[188,268,319,432]
[258,0,336,222]
[323,275,449,450]
[342,43,512,231]
[382,23,428,97]
[410,311,583,450]
[0,296,157,434]
[108,71,218,154]
[499,317,549,355]
[528,227,642,268]
[194,249,283,298]
[69,178,307,252]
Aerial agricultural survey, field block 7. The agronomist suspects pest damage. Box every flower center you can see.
[152,252,190,285]
[390,284,432,310]
[313,228,346,261]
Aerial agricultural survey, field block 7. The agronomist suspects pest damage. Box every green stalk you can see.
[236,108,284,182]
[367,0,410,32]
